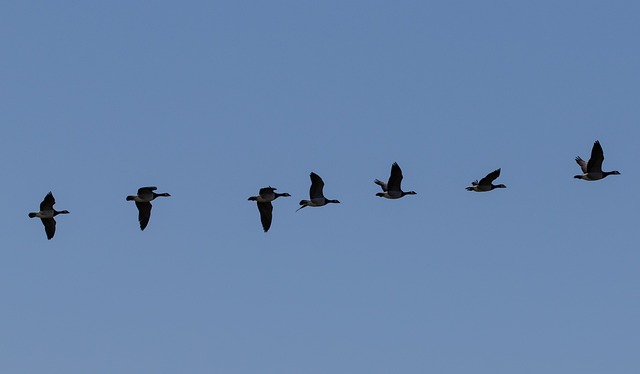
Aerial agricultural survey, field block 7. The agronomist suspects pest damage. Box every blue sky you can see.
[1,1,639,373]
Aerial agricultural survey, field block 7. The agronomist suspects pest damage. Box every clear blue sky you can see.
[1,1,639,373]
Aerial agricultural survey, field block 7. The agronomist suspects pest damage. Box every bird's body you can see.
[297,172,340,211]
[28,192,70,240]
[126,186,171,230]
[248,186,291,232]
[375,162,416,199]
[574,141,620,181]
[466,169,506,192]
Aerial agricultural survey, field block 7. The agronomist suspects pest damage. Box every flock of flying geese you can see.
[28,140,621,239]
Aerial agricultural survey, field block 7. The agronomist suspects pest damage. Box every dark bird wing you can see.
[135,201,152,231]
[479,169,501,185]
[587,141,604,173]
[374,179,387,191]
[309,172,325,199]
[387,162,403,191]
[41,218,56,240]
[259,186,275,195]
[138,186,157,194]
[257,202,273,232]
[40,192,55,211]
[575,157,588,173]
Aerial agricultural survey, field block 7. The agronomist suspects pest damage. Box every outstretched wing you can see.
[135,201,152,231]
[41,217,56,240]
[587,140,604,173]
[387,162,404,191]
[309,172,325,199]
[374,179,387,191]
[40,192,55,211]
[257,202,273,232]
[575,157,588,173]
[479,169,501,185]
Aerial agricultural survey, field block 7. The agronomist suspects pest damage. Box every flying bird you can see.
[574,140,621,181]
[466,168,506,192]
[126,186,171,230]
[28,191,70,240]
[297,172,340,211]
[374,162,417,199]
[248,186,291,232]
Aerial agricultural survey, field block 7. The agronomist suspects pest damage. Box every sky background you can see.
[1,1,639,373]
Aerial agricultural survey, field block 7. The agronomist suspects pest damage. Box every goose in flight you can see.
[297,172,340,211]
[28,191,70,240]
[248,186,291,232]
[466,169,506,192]
[374,162,417,199]
[126,186,171,230]
[574,140,621,181]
